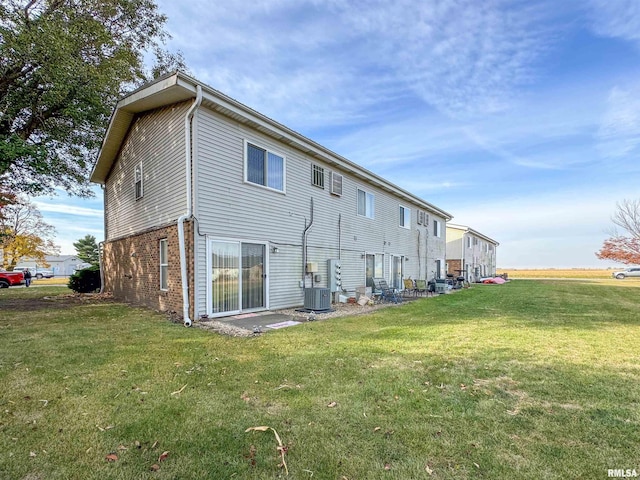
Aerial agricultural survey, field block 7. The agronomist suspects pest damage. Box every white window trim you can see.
[399,205,411,229]
[433,219,441,237]
[364,252,385,284]
[243,140,287,194]
[205,237,270,318]
[312,164,324,189]
[134,162,143,200]
[389,254,406,289]
[357,188,375,219]
[159,238,168,291]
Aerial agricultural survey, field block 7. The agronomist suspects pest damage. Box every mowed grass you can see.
[1,282,639,479]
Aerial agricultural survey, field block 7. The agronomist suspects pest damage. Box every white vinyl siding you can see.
[192,107,448,315]
[105,102,189,240]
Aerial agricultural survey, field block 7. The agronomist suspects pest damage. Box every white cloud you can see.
[33,202,103,217]
[587,0,640,45]
[448,187,622,268]
[597,84,640,158]
[159,0,557,124]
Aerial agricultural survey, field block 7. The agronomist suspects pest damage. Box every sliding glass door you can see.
[242,243,265,310]
[210,240,266,316]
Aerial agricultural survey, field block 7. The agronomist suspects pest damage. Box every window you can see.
[399,205,410,229]
[312,164,324,188]
[134,163,143,200]
[436,259,443,278]
[159,239,168,291]
[246,142,285,192]
[467,237,471,248]
[357,189,374,218]
[433,219,441,237]
[365,253,384,288]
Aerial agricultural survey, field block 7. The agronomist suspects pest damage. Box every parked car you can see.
[612,267,640,279]
[12,267,54,279]
[0,270,25,288]
[34,270,54,279]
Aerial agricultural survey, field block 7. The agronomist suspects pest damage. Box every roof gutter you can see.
[178,84,202,327]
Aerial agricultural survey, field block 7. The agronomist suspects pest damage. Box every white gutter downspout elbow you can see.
[178,84,202,327]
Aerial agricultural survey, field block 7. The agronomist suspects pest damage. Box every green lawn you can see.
[1,281,639,479]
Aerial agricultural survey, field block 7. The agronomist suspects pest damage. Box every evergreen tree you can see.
[73,234,100,266]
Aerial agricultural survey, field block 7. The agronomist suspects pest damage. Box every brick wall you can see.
[446,259,462,276]
[102,221,194,319]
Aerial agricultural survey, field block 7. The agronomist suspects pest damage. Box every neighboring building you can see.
[90,72,452,324]
[14,255,87,276]
[446,224,498,282]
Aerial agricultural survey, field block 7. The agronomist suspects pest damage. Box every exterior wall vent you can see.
[330,172,343,196]
[304,288,331,311]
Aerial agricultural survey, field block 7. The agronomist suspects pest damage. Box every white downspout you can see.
[178,84,202,327]
[98,241,105,294]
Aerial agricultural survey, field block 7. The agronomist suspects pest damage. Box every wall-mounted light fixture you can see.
[272,246,279,254]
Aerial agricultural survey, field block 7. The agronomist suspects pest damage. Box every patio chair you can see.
[415,279,428,296]
[403,278,416,297]
[373,278,402,304]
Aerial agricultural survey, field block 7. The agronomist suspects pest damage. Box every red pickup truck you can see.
[0,271,25,288]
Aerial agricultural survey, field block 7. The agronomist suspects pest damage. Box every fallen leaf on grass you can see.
[384,463,391,470]
[30,451,37,458]
[327,401,337,408]
[373,427,381,432]
[425,464,434,475]
[150,464,160,471]
[245,426,289,475]
[151,441,158,449]
[158,451,170,462]
[105,453,118,462]
[241,392,251,402]
[171,384,187,396]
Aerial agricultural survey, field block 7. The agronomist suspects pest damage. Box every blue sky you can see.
[35,0,640,268]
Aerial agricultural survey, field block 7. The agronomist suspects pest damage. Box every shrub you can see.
[68,265,101,293]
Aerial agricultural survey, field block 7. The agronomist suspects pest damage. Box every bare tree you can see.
[597,198,640,265]
[611,199,640,238]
